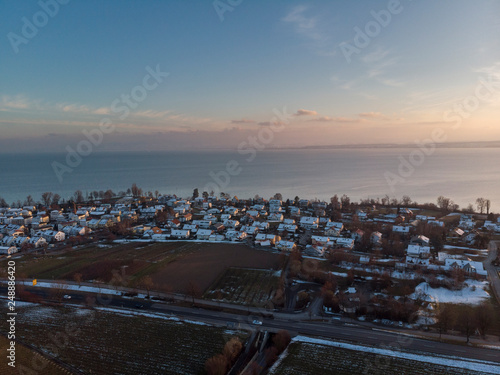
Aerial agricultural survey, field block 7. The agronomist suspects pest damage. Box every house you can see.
[170,229,190,239]
[225,230,247,241]
[351,229,365,243]
[445,259,486,276]
[209,234,225,241]
[311,236,330,246]
[299,217,319,230]
[179,213,193,223]
[330,237,355,250]
[392,225,410,234]
[223,219,240,228]
[277,224,297,233]
[28,236,47,248]
[0,246,18,255]
[356,210,368,220]
[459,215,474,229]
[196,229,213,240]
[254,221,269,231]
[410,235,430,246]
[304,245,325,257]
[41,230,65,242]
[290,206,300,216]
[325,221,343,233]
[268,213,284,222]
[255,234,280,246]
[370,231,382,244]
[275,240,297,252]
[183,224,198,233]
[405,245,431,266]
[224,207,239,215]
[240,225,258,235]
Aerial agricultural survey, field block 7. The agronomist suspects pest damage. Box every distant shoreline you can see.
[2,140,500,154]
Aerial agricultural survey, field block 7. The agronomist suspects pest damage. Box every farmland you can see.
[0,334,69,375]
[270,341,497,375]
[5,241,281,293]
[204,267,282,307]
[0,300,248,375]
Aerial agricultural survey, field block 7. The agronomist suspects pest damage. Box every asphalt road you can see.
[486,241,500,303]
[2,285,500,366]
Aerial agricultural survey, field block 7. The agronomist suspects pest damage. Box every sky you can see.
[1,0,499,152]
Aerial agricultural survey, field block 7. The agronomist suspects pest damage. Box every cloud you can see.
[308,116,360,123]
[294,109,318,116]
[282,5,322,41]
[282,6,336,57]
[359,112,385,119]
[0,95,33,110]
[230,119,255,124]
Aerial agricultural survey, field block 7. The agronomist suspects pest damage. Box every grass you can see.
[204,267,281,307]
[270,342,493,375]
[0,301,248,375]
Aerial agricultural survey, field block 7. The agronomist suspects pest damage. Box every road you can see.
[2,285,500,366]
[486,241,500,303]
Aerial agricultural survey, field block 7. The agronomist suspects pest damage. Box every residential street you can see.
[485,241,500,303]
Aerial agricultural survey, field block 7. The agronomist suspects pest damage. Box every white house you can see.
[277,224,297,233]
[268,213,284,222]
[196,229,213,240]
[406,244,431,266]
[255,233,280,246]
[393,225,410,234]
[276,240,297,252]
[299,217,319,230]
[170,229,190,239]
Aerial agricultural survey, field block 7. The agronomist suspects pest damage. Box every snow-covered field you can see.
[412,281,490,305]
[269,336,500,374]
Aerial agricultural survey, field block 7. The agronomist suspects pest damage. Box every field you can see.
[0,334,69,375]
[2,242,281,293]
[204,267,281,307]
[270,341,497,375]
[0,300,248,375]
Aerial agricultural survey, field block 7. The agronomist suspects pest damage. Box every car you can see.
[135,304,144,309]
[252,319,263,325]
[63,295,71,299]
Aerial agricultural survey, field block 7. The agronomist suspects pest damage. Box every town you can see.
[1,187,499,317]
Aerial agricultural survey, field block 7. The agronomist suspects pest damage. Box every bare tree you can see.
[140,275,154,298]
[437,196,452,212]
[436,304,454,339]
[73,272,83,287]
[476,198,486,214]
[456,304,475,343]
[205,354,229,375]
[401,195,412,206]
[74,190,84,204]
[186,280,201,305]
[51,193,61,206]
[485,199,491,215]
[41,192,53,207]
[474,302,494,338]
[223,337,243,362]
